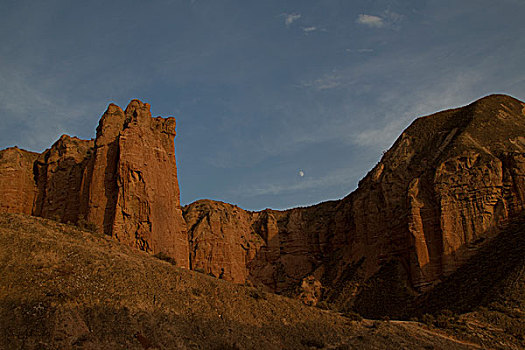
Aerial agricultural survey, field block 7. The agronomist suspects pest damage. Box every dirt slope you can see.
[0,213,509,350]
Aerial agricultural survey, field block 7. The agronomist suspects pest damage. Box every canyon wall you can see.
[0,147,39,215]
[0,100,189,267]
[1,94,524,306]
[183,94,525,301]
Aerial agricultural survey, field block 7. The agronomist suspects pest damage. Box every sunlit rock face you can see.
[0,147,39,215]
[1,94,524,305]
[0,100,189,268]
[111,100,188,268]
[183,94,525,303]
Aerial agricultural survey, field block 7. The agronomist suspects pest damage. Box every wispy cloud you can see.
[302,26,317,33]
[297,74,347,91]
[283,13,301,26]
[356,14,384,28]
[0,67,109,152]
[345,48,374,54]
[356,11,404,29]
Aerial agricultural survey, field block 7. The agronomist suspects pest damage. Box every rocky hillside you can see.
[1,213,522,349]
[183,95,525,308]
[1,94,524,322]
[0,101,188,267]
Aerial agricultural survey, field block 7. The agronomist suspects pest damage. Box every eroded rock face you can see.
[33,135,94,224]
[353,95,525,289]
[0,100,188,267]
[183,94,525,303]
[183,200,265,283]
[112,100,189,268]
[0,147,39,215]
[86,103,126,235]
[1,94,524,304]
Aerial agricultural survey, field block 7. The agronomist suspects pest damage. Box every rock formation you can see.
[0,147,39,215]
[1,94,524,309]
[32,135,94,224]
[183,200,265,283]
[183,94,525,305]
[111,101,188,267]
[0,100,189,267]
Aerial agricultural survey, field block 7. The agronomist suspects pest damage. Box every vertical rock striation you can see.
[0,147,39,215]
[1,94,524,306]
[183,94,525,303]
[0,100,188,267]
[112,100,188,267]
[32,135,94,224]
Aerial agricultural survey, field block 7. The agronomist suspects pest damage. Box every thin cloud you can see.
[302,26,317,33]
[284,13,301,26]
[345,48,374,53]
[298,74,351,91]
[356,14,384,28]
[356,11,404,29]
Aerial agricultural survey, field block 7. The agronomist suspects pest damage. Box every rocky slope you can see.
[0,100,188,267]
[2,213,521,349]
[183,94,525,308]
[1,94,524,315]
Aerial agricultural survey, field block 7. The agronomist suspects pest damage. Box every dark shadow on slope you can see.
[414,216,525,316]
[322,216,525,321]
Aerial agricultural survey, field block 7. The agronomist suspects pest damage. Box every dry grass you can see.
[0,213,520,349]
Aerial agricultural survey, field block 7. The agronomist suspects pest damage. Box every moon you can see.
[298,170,305,177]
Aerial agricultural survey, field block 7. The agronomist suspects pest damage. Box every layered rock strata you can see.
[1,94,524,304]
[0,100,189,267]
[183,94,525,300]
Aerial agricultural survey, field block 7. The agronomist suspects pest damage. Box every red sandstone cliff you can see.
[0,100,188,267]
[1,94,524,308]
[0,147,39,215]
[112,100,188,267]
[183,94,525,304]
[33,135,94,224]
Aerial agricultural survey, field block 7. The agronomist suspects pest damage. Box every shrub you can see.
[154,252,177,266]
[301,338,325,348]
[421,313,435,326]
[434,310,459,329]
[315,301,331,310]
[248,286,266,300]
[343,311,363,321]
[76,215,97,232]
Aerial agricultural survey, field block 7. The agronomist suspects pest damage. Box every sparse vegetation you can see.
[343,311,363,322]
[154,251,177,265]
[1,213,523,349]
[76,215,97,232]
[248,285,267,300]
[300,338,325,348]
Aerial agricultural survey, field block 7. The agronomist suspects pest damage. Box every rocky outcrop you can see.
[0,100,188,267]
[183,199,345,292]
[0,147,39,215]
[349,94,525,289]
[184,200,264,283]
[85,103,126,235]
[183,94,525,304]
[1,94,524,307]
[32,135,93,224]
[111,100,188,268]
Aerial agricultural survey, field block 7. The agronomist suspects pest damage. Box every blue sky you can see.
[1,0,524,210]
